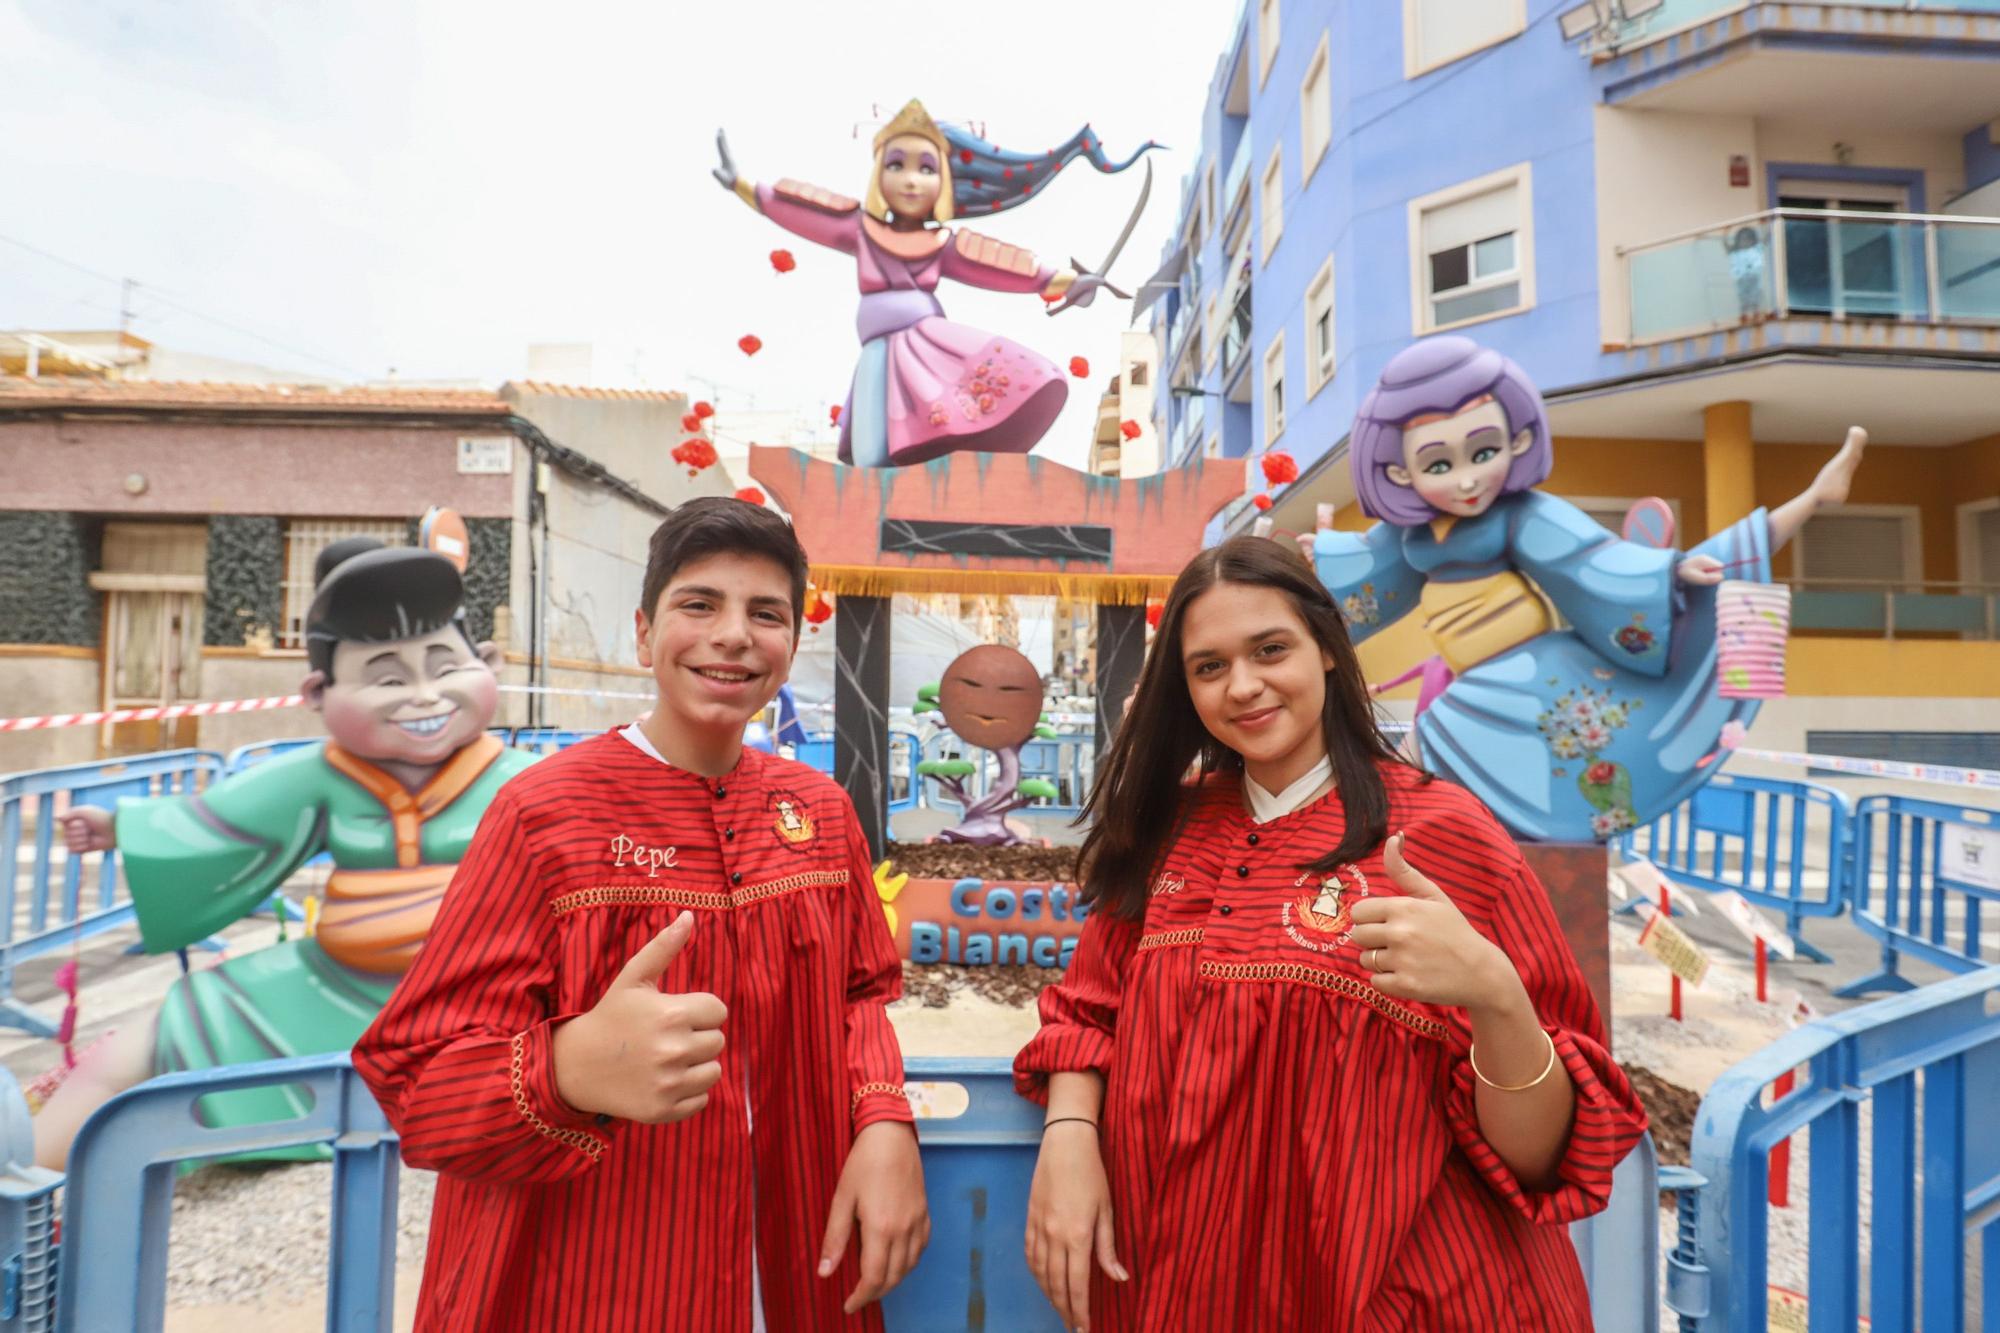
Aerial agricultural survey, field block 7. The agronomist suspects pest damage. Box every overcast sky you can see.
[1,0,1236,469]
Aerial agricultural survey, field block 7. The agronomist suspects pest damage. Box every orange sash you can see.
[319,735,504,975]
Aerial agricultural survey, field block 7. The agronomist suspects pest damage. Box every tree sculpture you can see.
[914,644,1057,846]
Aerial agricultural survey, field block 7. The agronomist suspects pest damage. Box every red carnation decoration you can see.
[681,412,702,433]
[829,404,842,424]
[959,148,973,165]
[737,335,762,357]
[671,438,719,472]
[1002,167,1013,180]
[769,249,796,274]
[1252,493,1273,511]
[1068,356,1090,378]
[805,598,834,625]
[693,400,715,419]
[1119,418,1142,441]
[734,486,766,506]
[1261,451,1299,486]
[1145,600,1164,630]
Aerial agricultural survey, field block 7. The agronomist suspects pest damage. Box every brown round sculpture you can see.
[938,645,1043,751]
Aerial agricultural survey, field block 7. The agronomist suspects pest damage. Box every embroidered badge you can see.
[768,790,818,851]
[1150,873,1186,897]
[1280,866,1369,955]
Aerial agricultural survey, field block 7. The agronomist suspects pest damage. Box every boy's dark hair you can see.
[641,497,809,630]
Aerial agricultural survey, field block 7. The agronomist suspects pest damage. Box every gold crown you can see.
[873,98,944,151]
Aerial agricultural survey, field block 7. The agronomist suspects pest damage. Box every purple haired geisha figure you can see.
[1315,335,1866,843]
[713,99,1154,466]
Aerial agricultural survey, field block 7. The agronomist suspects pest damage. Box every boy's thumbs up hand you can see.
[552,912,728,1124]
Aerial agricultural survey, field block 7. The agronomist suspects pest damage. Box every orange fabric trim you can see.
[509,1033,604,1163]
[861,215,950,261]
[549,870,849,917]
[324,735,504,869]
[1138,928,1204,952]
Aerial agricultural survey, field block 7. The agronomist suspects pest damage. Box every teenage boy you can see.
[356,498,928,1331]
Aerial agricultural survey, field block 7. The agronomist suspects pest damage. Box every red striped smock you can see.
[1014,763,1646,1331]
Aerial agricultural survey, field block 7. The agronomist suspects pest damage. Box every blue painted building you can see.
[1145,0,2000,748]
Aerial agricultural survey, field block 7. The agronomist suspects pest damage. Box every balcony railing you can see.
[1788,578,2000,640]
[1221,290,1253,379]
[1591,0,2000,52]
[1622,207,2000,344]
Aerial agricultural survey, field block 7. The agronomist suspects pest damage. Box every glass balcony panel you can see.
[1937,221,2000,321]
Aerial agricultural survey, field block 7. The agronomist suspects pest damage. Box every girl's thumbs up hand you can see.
[1348,834,1529,1015]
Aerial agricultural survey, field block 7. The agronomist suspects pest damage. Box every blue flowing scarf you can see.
[939,122,1159,218]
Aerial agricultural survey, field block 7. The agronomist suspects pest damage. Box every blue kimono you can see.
[1315,490,1769,842]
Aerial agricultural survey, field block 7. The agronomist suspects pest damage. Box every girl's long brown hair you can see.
[1075,536,1421,918]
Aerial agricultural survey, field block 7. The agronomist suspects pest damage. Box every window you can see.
[1305,258,1336,398]
[1794,506,1921,588]
[1409,163,1534,333]
[1126,361,1149,388]
[282,519,408,648]
[1261,146,1285,262]
[1263,332,1287,445]
[1203,295,1220,370]
[1405,0,1526,78]
[1300,33,1332,182]
[1960,499,2000,586]
[1259,0,1281,86]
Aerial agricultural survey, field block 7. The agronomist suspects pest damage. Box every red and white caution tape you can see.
[0,695,304,732]
[1730,747,2000,792]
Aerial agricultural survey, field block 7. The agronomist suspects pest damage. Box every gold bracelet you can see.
[1469,1029,1558,1092]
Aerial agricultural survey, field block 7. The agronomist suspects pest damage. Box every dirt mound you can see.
[1621,1062,1701,1166]
[900,962,1064,1009]
[885,841,1080,882]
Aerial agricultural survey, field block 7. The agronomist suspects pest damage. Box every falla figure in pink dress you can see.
[714,98,1156,467]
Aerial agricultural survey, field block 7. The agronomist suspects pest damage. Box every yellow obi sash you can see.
[320,865,456,975]
[1420,571,1556,674]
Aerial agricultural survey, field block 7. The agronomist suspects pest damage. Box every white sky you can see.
[1,0,1235,470]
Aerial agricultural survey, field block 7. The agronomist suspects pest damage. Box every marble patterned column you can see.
[1095,602,1145,758]
[834,593,892,861]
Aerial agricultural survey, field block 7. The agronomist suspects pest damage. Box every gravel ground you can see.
[164,1161,433,1309]
[882,841,1079,882]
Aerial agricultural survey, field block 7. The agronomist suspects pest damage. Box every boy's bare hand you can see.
[818,1120,929,1313]
[60,806,115,855]
[551,913,726,1123]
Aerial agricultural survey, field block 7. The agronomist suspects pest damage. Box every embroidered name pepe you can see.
[609,833,679,878]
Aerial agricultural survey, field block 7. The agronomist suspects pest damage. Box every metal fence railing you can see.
[1836,793,2000,998]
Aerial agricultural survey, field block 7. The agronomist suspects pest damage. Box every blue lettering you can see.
[1059,936,1078,968]
[998,933,1029,965]
[1030,935,1059,967]
[988,887,1017,920]
[1021,888,1044,920]
[1049,886,1069,920]
[947,926,961,964]
[965,932,994,966]
[910,922,943,965]
[950,878,984,918]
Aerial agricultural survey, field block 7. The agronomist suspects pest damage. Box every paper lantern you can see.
[738,335,762,357]
[1119,419,1141,441]
[734,487,766,506]
[830,404,842,424]
[1068,356,1089,378]
[769,249,796,274]
[1261,451,1299,486]
[1145,600,1164,630]
[681,412,703,433]
[671,438,719,472]
[1252,493,1273,511]
[693,400,715,419]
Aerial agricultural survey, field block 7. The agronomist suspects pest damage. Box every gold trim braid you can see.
[550,870,849,917]
[852,1081,910,1111]
[1198,961,1449,1041]
[1138,928,1205,952]
[509,1032,605,1162]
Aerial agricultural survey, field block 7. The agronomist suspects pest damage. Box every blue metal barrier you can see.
[221,737,320,776]
[55,1055,396,1332]
[1837,794,2000,998]
[1666,965,2000,1330]
[44,1053,1665,1330]
[0,750,224,1037]
[1619,772,1854,963]
[506,727,598,756]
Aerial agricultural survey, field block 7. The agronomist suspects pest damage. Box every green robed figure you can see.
[35,538,536,1168]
